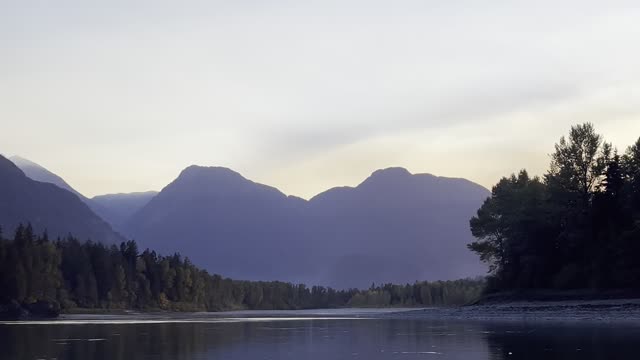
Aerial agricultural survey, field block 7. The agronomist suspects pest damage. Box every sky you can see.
[2,0,640,199]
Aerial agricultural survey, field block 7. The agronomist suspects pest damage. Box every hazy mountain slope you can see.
[124,166,311,283]
[0,155,123,244]
[307,167,490,288]
[91,191,157,232]
[125,165,489,287]
[3,156,489,287]
[10,156,88,201]
[10,156,156,232]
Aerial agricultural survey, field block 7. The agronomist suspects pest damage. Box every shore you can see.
[6,291,640,323]
[390,297,640,323]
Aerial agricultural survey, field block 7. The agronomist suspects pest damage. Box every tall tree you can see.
[469,170,553,289]
[470,124,640,291]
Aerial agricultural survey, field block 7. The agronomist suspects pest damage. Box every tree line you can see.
[0,224,484,312]
[469,123,640,291]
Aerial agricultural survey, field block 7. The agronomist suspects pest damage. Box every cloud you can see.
[2,0,640,197]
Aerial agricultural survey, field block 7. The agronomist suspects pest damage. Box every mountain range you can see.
[4,155,490,288]
[91,191,158,232]
[9,156,157,234]
[0,155,123,244]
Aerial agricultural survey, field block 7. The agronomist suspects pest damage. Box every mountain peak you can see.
[360,167,413,188]
[370,167,412,178]
[179,165,242,179]
[0,155,27,178]
[0,154,123,244]
[155,165,289,201]
[9,155,34,166]
[9,155,87,200]
[171,165,253,192]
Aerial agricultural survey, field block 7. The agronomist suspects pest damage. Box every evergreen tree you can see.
[1,225,484,313]
[469,124,640,291]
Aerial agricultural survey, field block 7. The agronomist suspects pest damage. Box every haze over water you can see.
[1,310,638,360]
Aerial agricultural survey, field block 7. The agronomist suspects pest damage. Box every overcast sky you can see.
[2,0,640,198]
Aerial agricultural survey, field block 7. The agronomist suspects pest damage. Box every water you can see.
[1,309,639,359]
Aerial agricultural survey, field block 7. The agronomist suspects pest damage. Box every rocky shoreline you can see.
[0,300,60,320]
[390,298,640,323]
[5,296,640,323]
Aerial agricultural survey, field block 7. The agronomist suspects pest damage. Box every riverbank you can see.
[5,302,640,324]
[6,290,640,323]
[0,300,60,320]
[472,289,640,304]
[393,297,640,323]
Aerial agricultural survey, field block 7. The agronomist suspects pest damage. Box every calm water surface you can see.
[1,309,639,360]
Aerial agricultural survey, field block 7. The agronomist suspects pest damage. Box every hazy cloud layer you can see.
[2,1,640,198]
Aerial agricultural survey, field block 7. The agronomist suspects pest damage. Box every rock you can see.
[0,300,60,320]
[25,300,61,318]
[0,300,29,320]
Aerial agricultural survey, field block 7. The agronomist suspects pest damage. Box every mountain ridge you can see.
[91,191,158,233]
[126,164,489,287]
[0,155,124,244]
[9,155,88,201]
[9,156,158,233]
[5,156,489,287]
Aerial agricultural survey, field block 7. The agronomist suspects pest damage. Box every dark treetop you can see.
[0,225,483,314]
[469,123,640,291]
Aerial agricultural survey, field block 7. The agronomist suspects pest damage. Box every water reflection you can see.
[0,318,638,359]
[485,322,640,359]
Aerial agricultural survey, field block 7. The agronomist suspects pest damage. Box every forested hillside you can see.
[0,224,484,314]
[469,123,640,291]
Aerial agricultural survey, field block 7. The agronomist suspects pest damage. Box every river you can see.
[1,309,638,359]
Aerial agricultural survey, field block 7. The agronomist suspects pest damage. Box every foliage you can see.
[0,226,484,311]
[469,123,640,290]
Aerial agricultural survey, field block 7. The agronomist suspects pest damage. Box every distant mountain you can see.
[307,167,489,288]
[0,155,123,244]
[124,165,490,287]
[9,156,156,233]
[124,166,311,283]
[91,191,157,232]
[4,155,490,286]
[9,156,88,201]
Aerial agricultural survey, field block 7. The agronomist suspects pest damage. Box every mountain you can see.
[4,155,490,287]
[9,156,156,233]
[125,165,490,287]
[307,167,489,288]
[91,191,157,232]
[0,155,123,244]
[124,166,311,283]
[9,156,88,201]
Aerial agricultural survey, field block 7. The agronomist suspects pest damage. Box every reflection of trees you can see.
[483,323,640,360]
[0,322,246,360]
[379,320,491,358]
[15,320,640,360]
[0,319,492,360]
